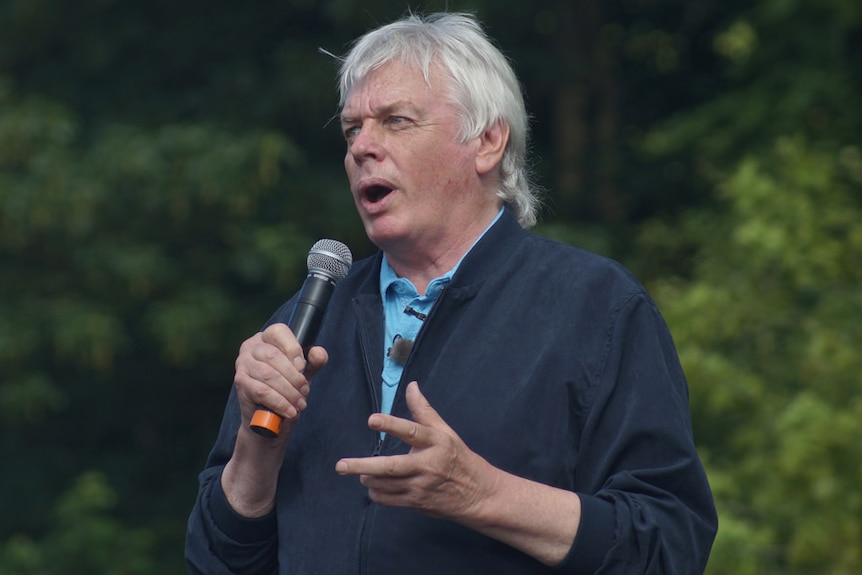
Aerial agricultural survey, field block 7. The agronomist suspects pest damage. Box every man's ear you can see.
[475,121,509,176]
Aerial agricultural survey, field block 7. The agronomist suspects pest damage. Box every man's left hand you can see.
[335,381,497,522]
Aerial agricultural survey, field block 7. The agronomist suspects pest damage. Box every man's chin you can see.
[364,223,409,253]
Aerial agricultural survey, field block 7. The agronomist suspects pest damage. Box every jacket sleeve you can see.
[556,292,717,575]
[185,388,279,575]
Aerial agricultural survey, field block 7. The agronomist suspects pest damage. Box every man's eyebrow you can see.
[381,100,421,115]
[340,100,422,124]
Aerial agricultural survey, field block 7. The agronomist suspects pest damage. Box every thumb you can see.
[405,381,451,431]
[304,345,329,379]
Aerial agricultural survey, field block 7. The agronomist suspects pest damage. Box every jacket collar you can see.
[448,207,526,291]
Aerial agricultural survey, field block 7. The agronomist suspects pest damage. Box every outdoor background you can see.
[1,0,860,573]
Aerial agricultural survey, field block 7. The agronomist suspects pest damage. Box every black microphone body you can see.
[288,271,337,351]
[250,239,352,438]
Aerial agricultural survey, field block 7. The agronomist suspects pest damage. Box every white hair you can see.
[336,12,541,228]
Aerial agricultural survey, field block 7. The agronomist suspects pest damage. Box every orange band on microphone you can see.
[250,409,282,438]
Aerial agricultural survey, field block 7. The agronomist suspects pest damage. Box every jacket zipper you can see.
[354,286,449,573]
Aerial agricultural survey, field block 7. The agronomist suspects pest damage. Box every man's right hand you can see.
[221,323,329,518]
[233,323,329,436]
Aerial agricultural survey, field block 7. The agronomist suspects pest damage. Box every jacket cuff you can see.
[555,493,615,574]
[209,475,277,545]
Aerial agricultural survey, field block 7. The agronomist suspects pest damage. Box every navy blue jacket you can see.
[186,211,717,574]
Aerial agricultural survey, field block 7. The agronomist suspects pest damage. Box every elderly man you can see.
[186,12,717,575]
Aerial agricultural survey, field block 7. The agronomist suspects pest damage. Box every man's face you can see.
[340,61,493,256]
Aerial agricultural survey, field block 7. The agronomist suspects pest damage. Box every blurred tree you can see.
[0,76,323,570]
[635,0,862,573]
[1,472,156,575]
[648,137,862,575]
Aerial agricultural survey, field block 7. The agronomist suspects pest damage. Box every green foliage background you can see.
[1,0,859,573]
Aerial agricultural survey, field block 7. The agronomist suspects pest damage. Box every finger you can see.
[335,454,415,478]
[235,355,309,418]
[261,323,306,371]
[304,345,329,379]
[366,411,437,449]
[243,334,310,395]
[247,340,304,386]
[362,477,412,497]
[235,334,311,419]
[404,381,455,434]
[247,383,305,421]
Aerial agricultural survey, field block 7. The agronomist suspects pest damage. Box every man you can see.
[186,12,717,575]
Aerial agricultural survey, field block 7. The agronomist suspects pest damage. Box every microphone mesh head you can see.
[307,239,353,281]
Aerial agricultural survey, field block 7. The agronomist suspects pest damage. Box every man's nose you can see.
[349,123,384,163]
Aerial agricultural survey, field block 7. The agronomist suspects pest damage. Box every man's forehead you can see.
[340,62,443,115]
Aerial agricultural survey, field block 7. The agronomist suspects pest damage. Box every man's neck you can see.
[383,206,502,295]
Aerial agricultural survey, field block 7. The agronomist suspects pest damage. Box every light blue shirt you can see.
[378,208,503,416]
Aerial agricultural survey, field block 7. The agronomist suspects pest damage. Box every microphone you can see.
[249,239,353,437]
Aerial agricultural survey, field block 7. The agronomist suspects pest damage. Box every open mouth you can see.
[364,185,394,203]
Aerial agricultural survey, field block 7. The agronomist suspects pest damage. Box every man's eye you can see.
[386,116,410,127]
[343,126,360,140]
